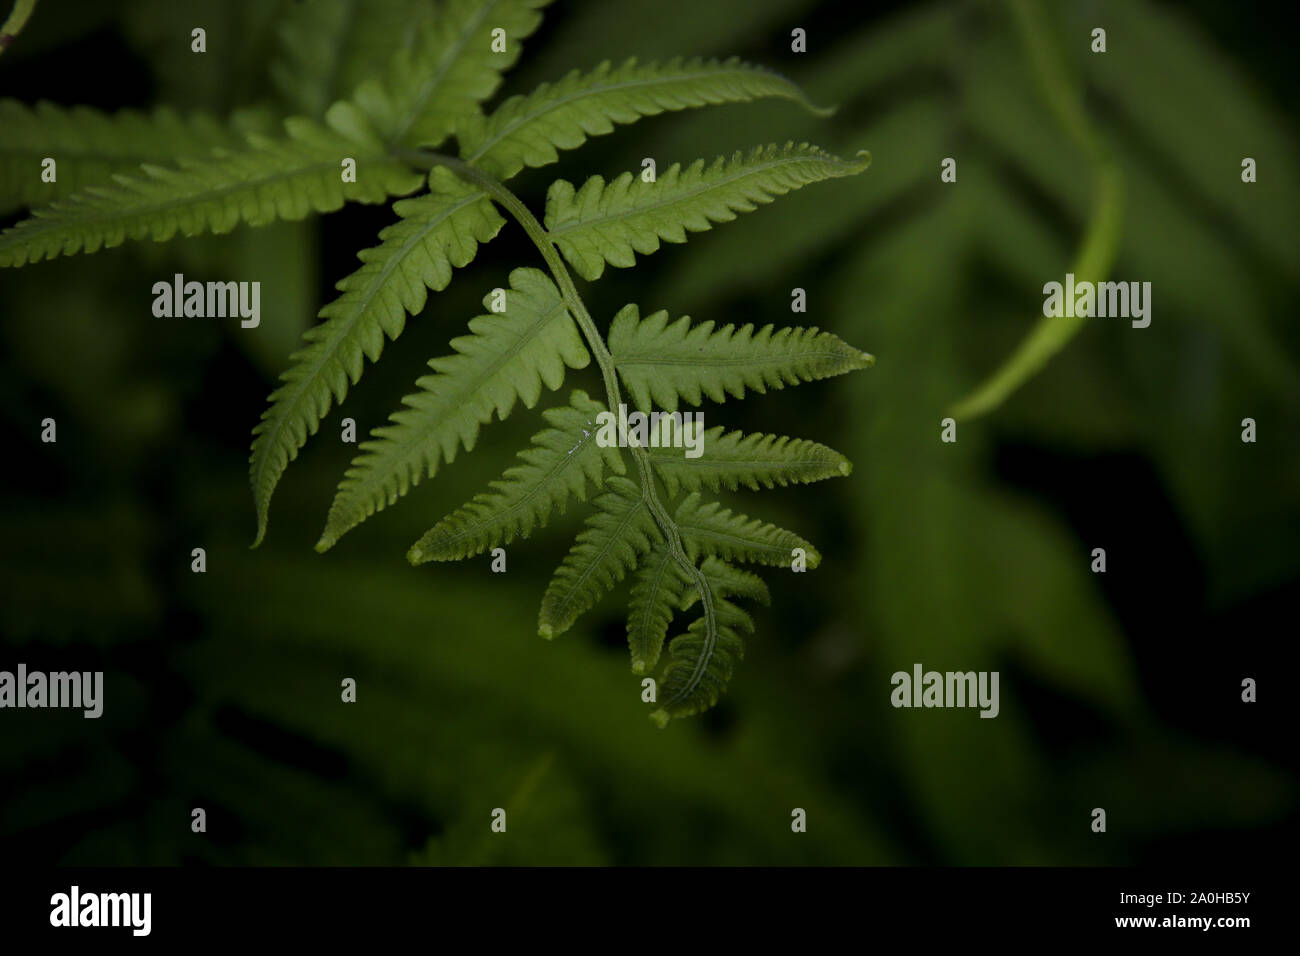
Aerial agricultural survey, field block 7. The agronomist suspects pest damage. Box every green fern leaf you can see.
[651,613,744,725]
[625,543,692,674]
[0,111,421,267]
[680,556,771,610]
[249,166,505,546]
[460,57,833,180]
[318,267,589,550]
[0,101,262,211]
[609,305,874,411]
[355,0,550,149]
[270,0,435,119]
[544,142,871,280]
[675,493,820,568]
[0,0,876,727]
[651,558,764,724]
[408,390,625,563]
[538,476,661,639]
[648,426,851,496]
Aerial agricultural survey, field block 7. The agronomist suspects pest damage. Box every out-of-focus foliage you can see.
[1,0,1295,864]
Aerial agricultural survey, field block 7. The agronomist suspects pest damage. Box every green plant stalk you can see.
[950,166,1123,420]
[400,148,717,723]
[949,0,1124,420]
[0,0,37,55]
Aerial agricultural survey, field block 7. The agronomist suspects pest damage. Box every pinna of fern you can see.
[0,0,873,723]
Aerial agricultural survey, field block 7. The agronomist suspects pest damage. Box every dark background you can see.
[1,0,1296,865]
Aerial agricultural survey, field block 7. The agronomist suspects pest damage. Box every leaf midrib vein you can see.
[614,350,848,368]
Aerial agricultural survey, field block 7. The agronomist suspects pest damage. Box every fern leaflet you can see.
[270,0,435,120]
[675,493,820,568]
[544,142,872,280]
[652,557,765,723]
[0,101,269,211]
[609,305,874,410]
[625,542,693,674]
[0,112,420,267]
[409,390,625,563]
[249,166,505,545]
[460,56,833,180]
[355,0,549,149]
[680,556,771,611]
[539,476,662,639]
[647,427,851,496]
[318,267,590,549]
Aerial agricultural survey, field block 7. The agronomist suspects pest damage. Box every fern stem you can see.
[948,0,1124,420]
[0,0,37,55]
[399,148,718,719]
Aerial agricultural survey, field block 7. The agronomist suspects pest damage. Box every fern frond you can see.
[318,267,589,550]
[460,57,833,180]
[356,0,550,149]
[0,112,420,267]
[651,558,763,724]
[408,390,625,563]
[609,305,874,411]
[675,493,820,568]
[249,167,505,546]
[0,101,260,210]
[543,142,871,280]
[271,0,435,119]
[625,543,693,674]
[648,426,851,496]
[538,476,661,639]
[2,0,874,727]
